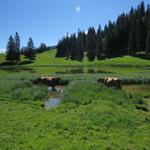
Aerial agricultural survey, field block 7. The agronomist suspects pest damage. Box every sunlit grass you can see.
[25,50,150,67]
[0,50,150,150]
[0,53,5,63]
[2,50,150,67]
[0,78,150,150]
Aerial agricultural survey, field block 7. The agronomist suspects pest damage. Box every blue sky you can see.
[0,0,150,52]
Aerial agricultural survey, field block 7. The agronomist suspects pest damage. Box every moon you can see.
[76,6,81,12]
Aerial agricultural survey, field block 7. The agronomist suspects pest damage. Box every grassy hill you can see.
[1,50,150,67]
[27,50,150,67]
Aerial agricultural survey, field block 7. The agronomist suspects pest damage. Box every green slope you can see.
[0,50,150,67]
[26,50,150,67]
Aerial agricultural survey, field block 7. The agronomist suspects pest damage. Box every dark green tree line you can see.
[56,1,150,61]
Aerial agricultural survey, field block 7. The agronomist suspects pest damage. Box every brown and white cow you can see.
[33,77,60,91]
[98,77,122,89]
[105,77,122,89]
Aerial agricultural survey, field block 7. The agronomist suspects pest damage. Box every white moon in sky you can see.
[76,6,81,12]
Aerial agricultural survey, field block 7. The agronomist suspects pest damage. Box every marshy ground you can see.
[0,51,150,150]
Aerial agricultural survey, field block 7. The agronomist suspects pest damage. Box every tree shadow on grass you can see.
[0,60,33,66]
[0,62,16,66]
[132,53,150,60]
[19,60,33,65]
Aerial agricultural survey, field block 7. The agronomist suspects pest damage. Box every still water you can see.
[44,86,64,110]
[45,98,61,110]
[122,84,150,94]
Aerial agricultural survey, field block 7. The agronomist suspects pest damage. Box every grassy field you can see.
[0,76,150,150]
[26,50,150,67]
[1,50,150,67]
[0,50,150,150]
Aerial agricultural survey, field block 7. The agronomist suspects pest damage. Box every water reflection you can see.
[123,84,150,94]
[0,66,114,74]
[56,68,113,74]
[45,98,61,110]
[0,67,35,73]
[48,86,64,95]
[45,86,64,110]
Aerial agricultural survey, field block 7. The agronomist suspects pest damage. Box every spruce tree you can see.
[128,21,137,54]
[70,34,77,60]
[38,43,47,53]
[24,37,36,61]
[115,13,130,55]
[96,25,103,60]
[146,30,150,54]
[77,31,84,61]
[14,32,21,63]
[104,21,118,57]
[138,1,145,17]
[87,27,96,61]
[136,18,145,52]
[56,39,65,57]
[6,35,16,63]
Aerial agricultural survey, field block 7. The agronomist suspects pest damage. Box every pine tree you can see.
[104,21,118,57]
[128,20,137,54]
[14,32,21,63]
[87,27,96,61]
[56,39,65,57]
[77,30,84,61]
[96,25,103,60]
[146,30,150,54]
[6,35,16,63]
[70,34,77,60]
[38,43,47,53]
[116,13,130,55]
[136,17,145,52]
[137,1,145,17]
[24,37,36,61]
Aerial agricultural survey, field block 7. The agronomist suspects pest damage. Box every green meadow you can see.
[25,50,150,67]
[0,50,150,150]
[1,50,150,67]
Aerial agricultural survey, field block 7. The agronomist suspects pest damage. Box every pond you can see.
[45,98,61,110]
[55,68,113,74]
[0,66,35,73]
[44,86,64,110]
[0,66,114,74]
[122,84,150,95]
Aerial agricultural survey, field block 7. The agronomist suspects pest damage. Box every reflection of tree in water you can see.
[87,69,96,74]
[55,68,84,74]
[0,67,35,73]
[97,70,112,74]
[55,68,114,74]
[70,68,84,74]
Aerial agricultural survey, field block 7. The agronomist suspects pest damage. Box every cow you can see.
[33,77,60,91]
[105,77,122,89]
[98,77,122,89]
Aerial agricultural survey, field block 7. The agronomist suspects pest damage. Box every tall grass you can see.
[62,81,147,106]
[0,79,47,102]
[0,77,150,150]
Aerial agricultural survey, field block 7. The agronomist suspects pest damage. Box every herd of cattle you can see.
[33,76,122,91]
